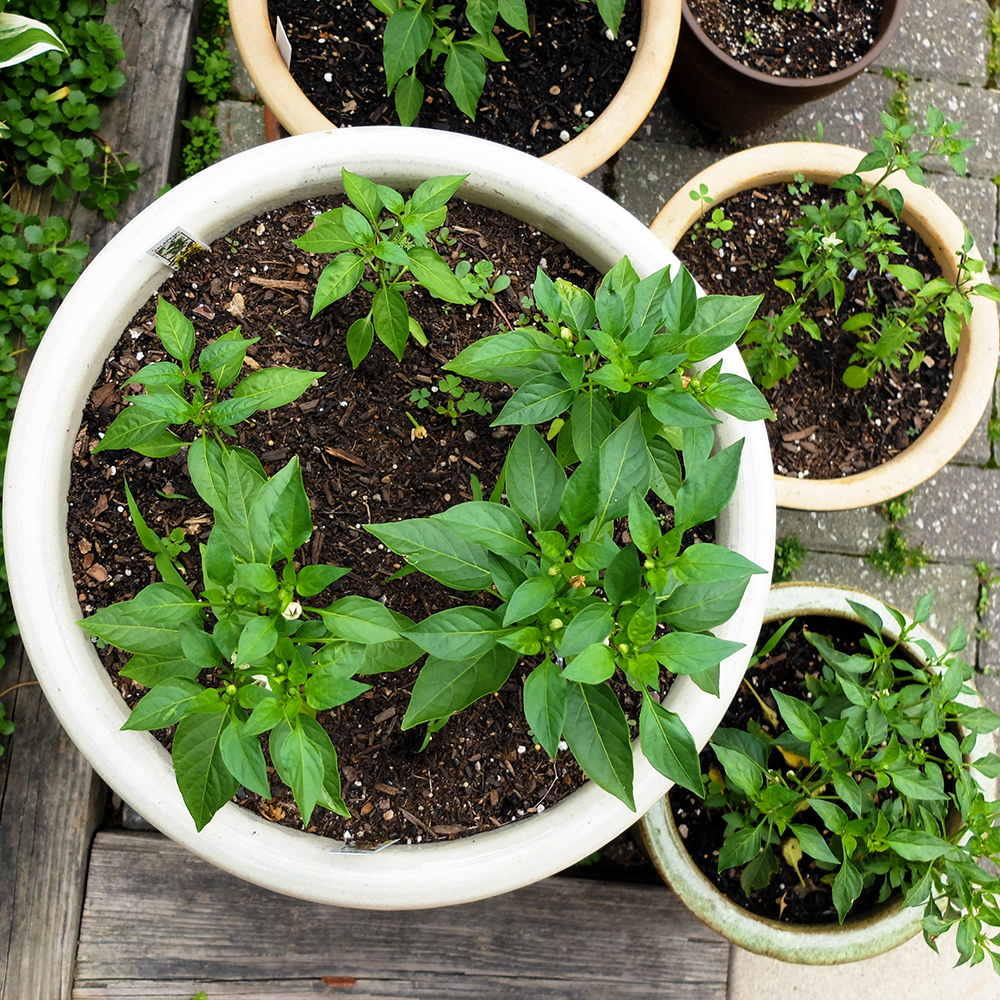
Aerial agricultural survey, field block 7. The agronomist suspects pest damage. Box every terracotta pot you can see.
[667,0,905,133]
[4,127,775,909]
[649,142,1000,512]
[227,0,680,178]
[639,581,997,964]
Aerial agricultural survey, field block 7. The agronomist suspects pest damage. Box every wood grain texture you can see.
[0,642,105,1000]
[75,830,728,1000]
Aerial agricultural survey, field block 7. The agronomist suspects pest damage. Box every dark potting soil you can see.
[672,182,954,481]
[268,0,640,155]
[68,196,696,846]
[669,615,888,924]
[687,0,883,78]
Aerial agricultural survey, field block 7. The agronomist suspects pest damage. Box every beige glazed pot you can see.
[227,0,680,178]
[639,582,997,965]
[649,142,1000,512]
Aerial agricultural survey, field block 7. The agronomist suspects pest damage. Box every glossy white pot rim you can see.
[6,129,774,908]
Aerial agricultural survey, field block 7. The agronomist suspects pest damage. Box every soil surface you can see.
[670,615,888,923]
[68,195,619,845]
[673,182,954,481]
[269,0,639,155]
[688,0,883,77]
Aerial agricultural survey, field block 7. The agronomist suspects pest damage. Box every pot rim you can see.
[639,581,997,964]
[4,127,774,909]
[678,0,905,89]
[648,141,1000,512]
[226,0,681,179]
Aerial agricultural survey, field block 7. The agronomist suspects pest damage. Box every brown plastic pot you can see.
[667,0,905,133]
[228,0,680,178]
[649,142,1000,512]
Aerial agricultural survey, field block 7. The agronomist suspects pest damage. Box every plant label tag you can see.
[275,16,292,68]
[336,838,400,854]
[147,228,210,270]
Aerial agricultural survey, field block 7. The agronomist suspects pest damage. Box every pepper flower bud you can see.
[549,618,564,630]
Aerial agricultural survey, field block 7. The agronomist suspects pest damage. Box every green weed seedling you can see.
[409,374,492,424]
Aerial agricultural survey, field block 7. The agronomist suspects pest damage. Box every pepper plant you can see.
[739,107,1000,389]
[375,0,629,126]
[368,260,771,808]
[294,169,472,367]
[703,592,1000,972]
[93,297,323,458]
[79,446,423,831]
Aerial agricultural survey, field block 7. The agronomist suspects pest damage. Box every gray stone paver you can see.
[878,0,992,85]
[782,551,979,639]
[614,144,722,225]
[750,72,898,148]
[906,81,1000,175]
[955,385,998,465]
[215,100,266,160]
[904,465,1000,559]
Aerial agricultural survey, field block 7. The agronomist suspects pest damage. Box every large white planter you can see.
[228,0,681,178]
[5,128,774,909]
[650,143,1000,512]
[640,582,997,963]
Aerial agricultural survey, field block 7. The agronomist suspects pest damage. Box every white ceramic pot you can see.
[640,582,997,963]
[227,0,681,178]
[5,128,774,909]
[649,143,1000,512]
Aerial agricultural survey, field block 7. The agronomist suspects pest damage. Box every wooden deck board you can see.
[0,643,105,1000]
[74,830,729,1000]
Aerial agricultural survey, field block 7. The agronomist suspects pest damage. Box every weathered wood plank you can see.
[0,642,105,1000]
[75,830,728,1000]
[7,0,197,255]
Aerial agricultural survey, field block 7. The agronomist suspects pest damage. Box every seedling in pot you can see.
[688,184,734,249]
[368,258,771,808]
[79,446,423,832]
[409,374,492,424]
[702,592,1000,970]
[738,108,1000,390]
[294,169,473,368]
[93,296,323,458]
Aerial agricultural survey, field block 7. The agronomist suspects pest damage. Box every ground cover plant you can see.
[75,179,771,827]
[696,593,1000,971]
[0,0,137,749]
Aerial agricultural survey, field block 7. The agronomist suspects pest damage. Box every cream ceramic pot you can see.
[640,582,997,963]
[649,143,1000,512]
[5,128,775,909]
[227,0,681,178]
